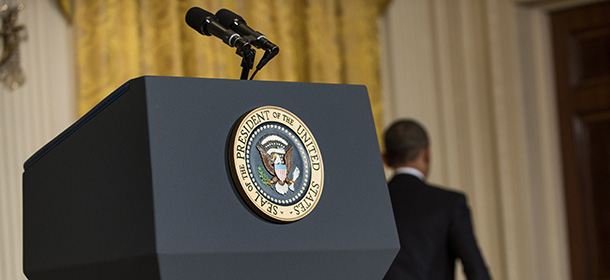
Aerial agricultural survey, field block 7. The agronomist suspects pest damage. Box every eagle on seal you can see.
[256,145,295,188]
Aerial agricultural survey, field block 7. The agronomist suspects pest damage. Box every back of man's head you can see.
[384,119,429,167]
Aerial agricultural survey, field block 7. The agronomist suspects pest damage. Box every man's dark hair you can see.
[384,119,429,166]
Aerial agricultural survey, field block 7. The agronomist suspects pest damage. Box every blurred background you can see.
[2,0,609,279]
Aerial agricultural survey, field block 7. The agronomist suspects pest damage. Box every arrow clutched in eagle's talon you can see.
[265,178,278,186]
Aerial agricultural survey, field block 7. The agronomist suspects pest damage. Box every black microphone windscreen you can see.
[216,8,244,28]
[186,7,214,35]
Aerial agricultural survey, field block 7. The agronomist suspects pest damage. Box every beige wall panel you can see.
[379,0,577,279]
[0,1,76,279]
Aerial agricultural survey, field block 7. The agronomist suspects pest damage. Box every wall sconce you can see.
[0,3,26,91]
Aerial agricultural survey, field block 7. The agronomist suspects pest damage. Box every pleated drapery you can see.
[72,0,388,138]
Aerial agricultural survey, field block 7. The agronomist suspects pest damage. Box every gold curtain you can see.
[73,0,387,137]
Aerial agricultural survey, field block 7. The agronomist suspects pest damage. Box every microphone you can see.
[215,8,279,69]
[185,7,247,50]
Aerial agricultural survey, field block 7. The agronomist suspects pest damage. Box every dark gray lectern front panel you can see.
[23,76,399,280]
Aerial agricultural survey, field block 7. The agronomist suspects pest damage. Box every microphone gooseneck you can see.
[186,7,279,80]
[186,7,256,79]
[215,8,279,75]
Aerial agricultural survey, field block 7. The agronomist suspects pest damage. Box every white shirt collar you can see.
[395,167,425,181]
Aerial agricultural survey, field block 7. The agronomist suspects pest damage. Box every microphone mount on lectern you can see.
[216,8,280,80]
[185,7,280,80]
[185,7,256,80]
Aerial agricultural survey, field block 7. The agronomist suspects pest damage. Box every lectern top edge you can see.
[23,80,132,170]
[23,76,371,171]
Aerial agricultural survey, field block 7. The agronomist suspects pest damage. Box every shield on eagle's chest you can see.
[275,164,287,182]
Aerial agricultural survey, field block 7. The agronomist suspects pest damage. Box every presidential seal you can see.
[229,106,324,223]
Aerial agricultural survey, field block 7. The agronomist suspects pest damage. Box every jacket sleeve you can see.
[449,194,492,280]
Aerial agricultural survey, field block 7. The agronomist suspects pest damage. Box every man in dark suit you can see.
[383,119,491,280]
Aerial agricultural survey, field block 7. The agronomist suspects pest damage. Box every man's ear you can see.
[421,147,430,164]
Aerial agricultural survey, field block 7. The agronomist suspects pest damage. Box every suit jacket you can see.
[384,174,491,280]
